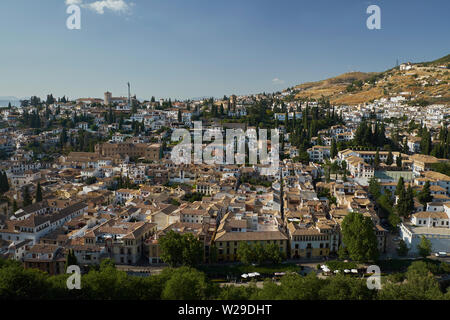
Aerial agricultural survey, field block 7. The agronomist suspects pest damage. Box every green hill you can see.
[290,54,450,105]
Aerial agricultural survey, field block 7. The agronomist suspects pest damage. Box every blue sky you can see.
[0,0,448,100]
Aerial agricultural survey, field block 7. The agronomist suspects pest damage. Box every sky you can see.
[0,0,448,101]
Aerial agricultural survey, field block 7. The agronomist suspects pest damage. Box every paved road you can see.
[219,281,268,289]
[116,265,164,275]
[383,233,400,258]
[116,253,448,278]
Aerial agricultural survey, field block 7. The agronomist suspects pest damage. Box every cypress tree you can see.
[386,151,393,165]
[406,185,415,214]
[0,172,9,193]
[374,150,381,167]
[396,154,402,168]
[65,249,78,271]
[36,182,43,202]
[330,139,338,159]
[395,183,409,218]
[418,181,433,206]
[0,172,5,193]
[369,177,381,200]
[22,186,32,207]
[395,177,405,196]
[5,172,9,192]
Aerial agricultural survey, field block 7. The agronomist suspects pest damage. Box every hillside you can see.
[420,54,450,66]
[290,54,450,105]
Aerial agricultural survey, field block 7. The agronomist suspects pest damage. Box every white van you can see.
[435,252,447,257]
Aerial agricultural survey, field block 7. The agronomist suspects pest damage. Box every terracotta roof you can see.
[215,230,288,241]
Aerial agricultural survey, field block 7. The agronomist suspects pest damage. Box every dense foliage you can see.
[340,212,379,262]
[0,258,448,300]
[237,242,286,265]
[158,231,204,267]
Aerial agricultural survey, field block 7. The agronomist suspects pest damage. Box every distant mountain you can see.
[0,96,19,100]
[289,54,450,105]
[0,96,21,108]
[189,96,215,101]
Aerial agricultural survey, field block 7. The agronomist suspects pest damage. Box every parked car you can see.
[435,252,447,257]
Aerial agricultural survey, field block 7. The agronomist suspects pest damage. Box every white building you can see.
[400,205,450,255]
[400,62,413,71]
[307,146,331,163]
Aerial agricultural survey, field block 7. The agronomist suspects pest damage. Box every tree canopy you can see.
[158,231,203,267]
[341,212,379,262]
[237,242,285,265]
[417,236,432,258]
[0,256,448,300]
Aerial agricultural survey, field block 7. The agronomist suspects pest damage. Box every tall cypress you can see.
[418,181,433,206]
[4,172,8,192]
[395,177,405,196]
[36,182,43,202]
[65,249,78,271]
[396,154,402,168]
[0,172,4,193]
[23,186,32,207]
[0,172,9,193]
[386,151,393,165]
[330,139,338,158]
[406,185,415,213]
[12,200,18,213]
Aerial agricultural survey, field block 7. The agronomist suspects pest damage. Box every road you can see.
[116,265,164,275]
